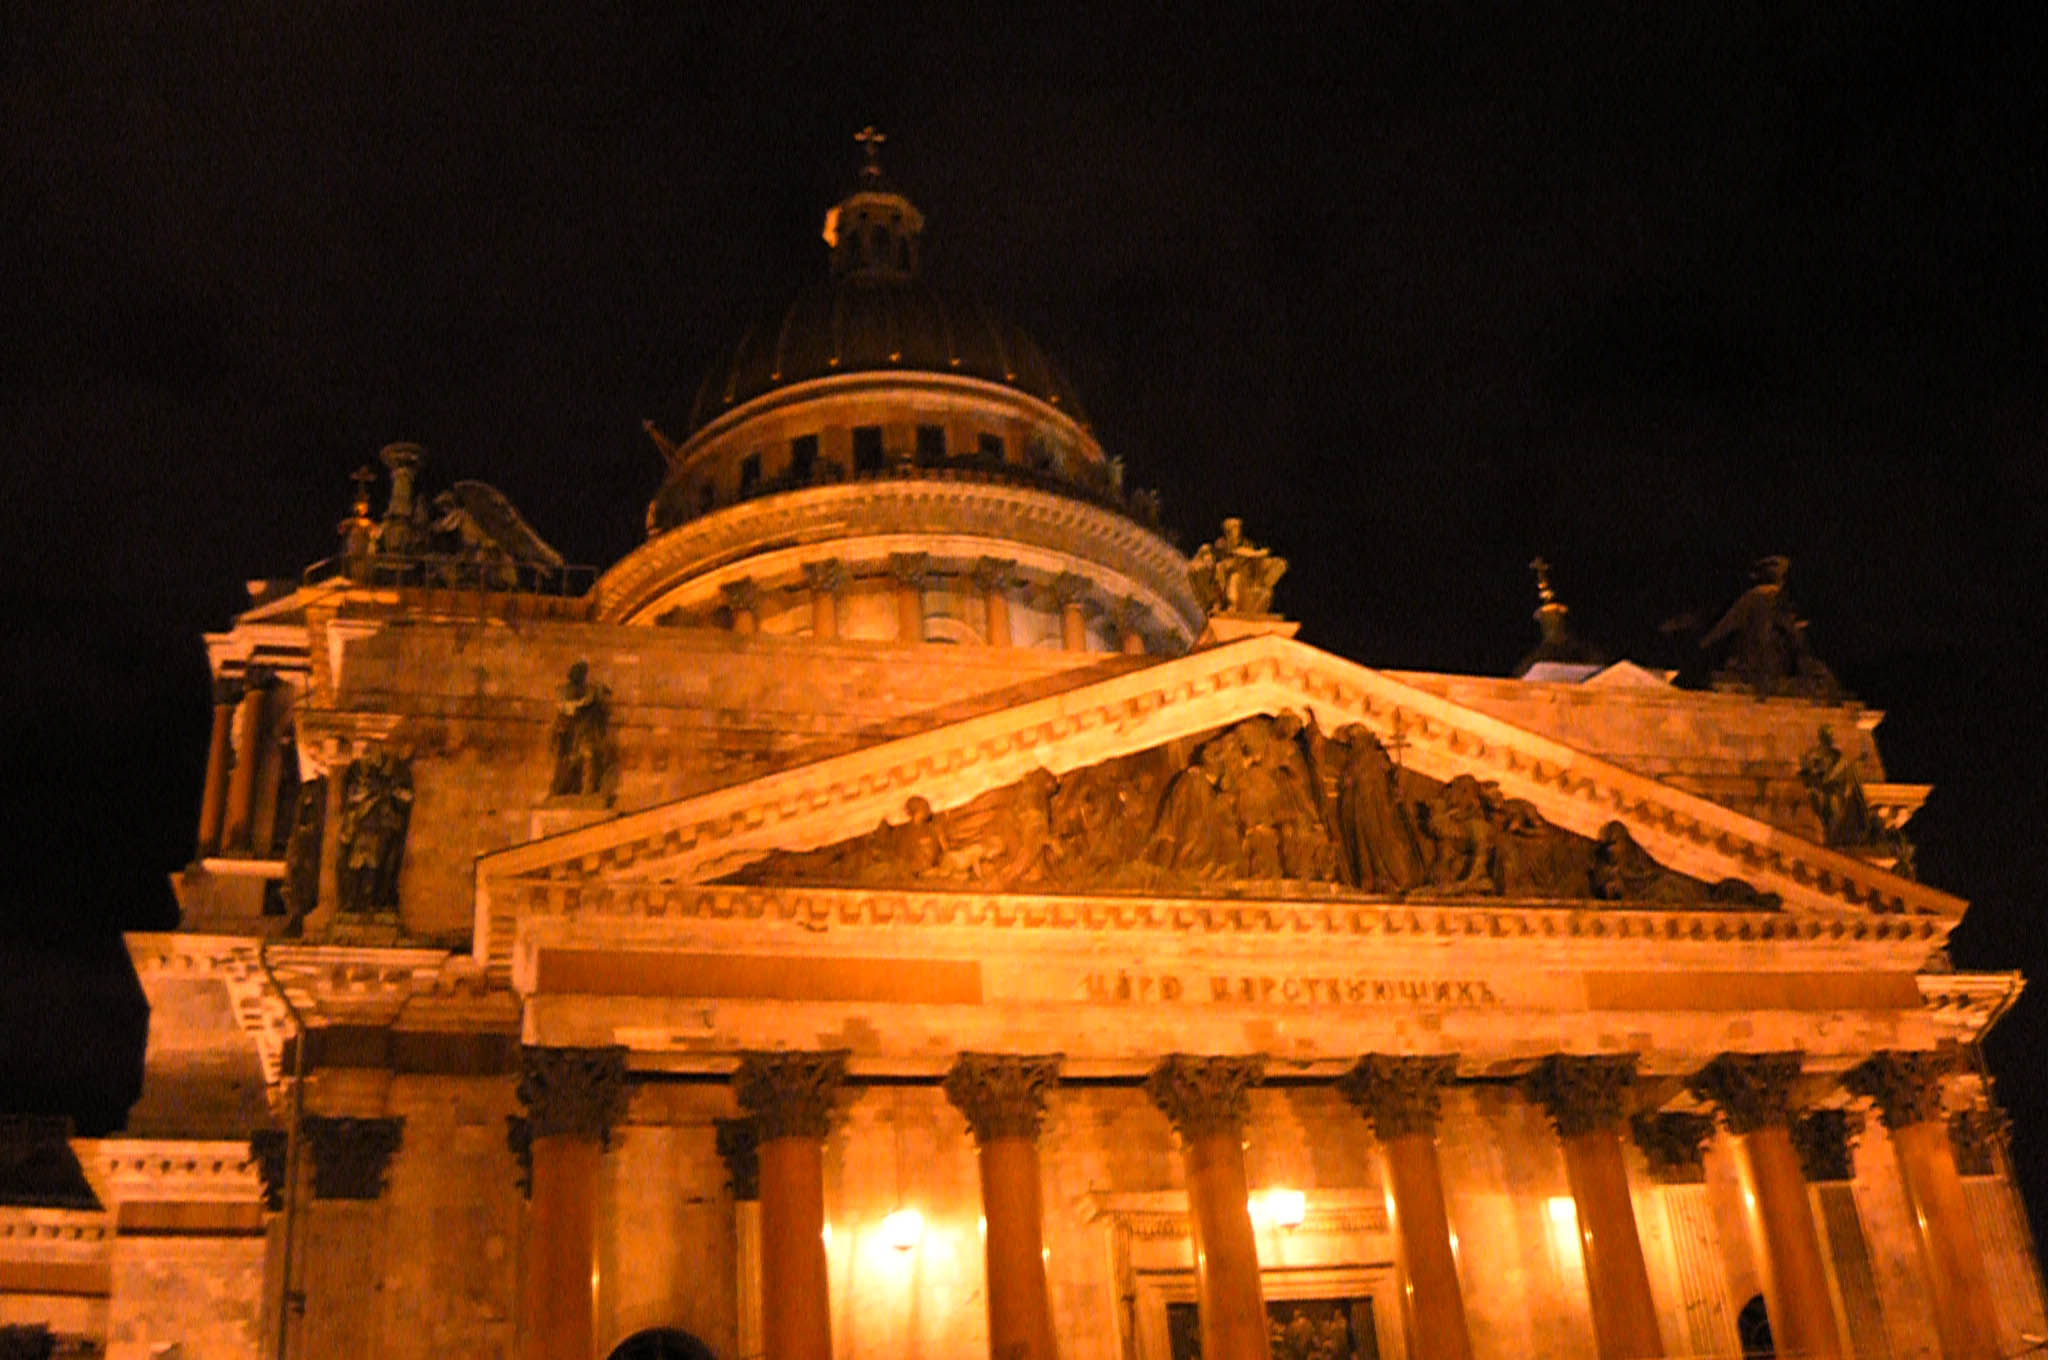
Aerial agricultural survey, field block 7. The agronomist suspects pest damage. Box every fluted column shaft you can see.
[803,561,845,641]
[1523,1056,1663,1359]
[975,558,1015,648]
[735,1051,848,1360]
[1848,1051,2000,1360]
[1689,1052,1844,1360]
[518,1047,626,1360]
[222,673,271,851]
[1148,1055,1270,1360]
[890,554,928,643]
[196,679,240,855]
[946,1054,1063,1360]
[1340,1055,1473,1360]
[716,1119,764,1360]
[1053,574,1088,652]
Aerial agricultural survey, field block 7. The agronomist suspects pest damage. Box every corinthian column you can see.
[1687,1052,1843,1360]
[889,553,929,643]
[1522,1056,1663,1359]
[722,578,762,635]
[196,676,241,855]
[517,1046,627,1360]
[716,1118,764,1360]
[973,557,1016,647]
[945,1053,1063,1360]
[1147,1055,1270,1360]
[222,668,273,852]
[1339,1055,1472,1360]
[1052,573,1089,651]
[734,1050,848,1360]
[801,560,847,640]
[1847,1050,2000,1360]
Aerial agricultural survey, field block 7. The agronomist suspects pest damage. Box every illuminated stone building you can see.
[4,140,2044,1360]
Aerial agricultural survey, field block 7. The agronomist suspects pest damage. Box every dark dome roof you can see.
[685,276,1088,437]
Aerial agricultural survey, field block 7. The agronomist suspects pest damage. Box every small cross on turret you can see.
[855,125,886,181]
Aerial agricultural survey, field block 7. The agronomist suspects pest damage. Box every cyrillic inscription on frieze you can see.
[1080,969,1499,1007]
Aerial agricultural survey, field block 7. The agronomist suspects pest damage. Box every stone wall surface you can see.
[1392,670,1885,837]
[104,1234,264,1360]
[313,619,1128,938]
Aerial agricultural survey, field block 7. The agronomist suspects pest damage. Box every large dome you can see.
[685,276,1087,438]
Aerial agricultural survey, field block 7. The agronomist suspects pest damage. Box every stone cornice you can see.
[944,1053,1063,1143]
[473,637,1959,955]
[1146,1054,1263,1142]
[1917,971,2024,1043]
[489,877,1946,984]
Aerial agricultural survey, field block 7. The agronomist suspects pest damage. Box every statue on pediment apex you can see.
[1189,517,1287,617]
[1799,726,1874,847]
[1701,554,1840,699]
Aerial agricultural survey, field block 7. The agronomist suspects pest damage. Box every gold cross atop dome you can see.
[856,125,886,181]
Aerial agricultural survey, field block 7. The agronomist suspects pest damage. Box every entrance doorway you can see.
[604,1328,716,1360]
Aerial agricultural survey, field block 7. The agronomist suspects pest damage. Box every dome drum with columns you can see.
[623,130,1192,653]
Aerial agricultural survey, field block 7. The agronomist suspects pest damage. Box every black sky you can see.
[4,2,2045,1230]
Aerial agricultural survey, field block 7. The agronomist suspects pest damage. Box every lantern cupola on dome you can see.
[597,132,1200,654]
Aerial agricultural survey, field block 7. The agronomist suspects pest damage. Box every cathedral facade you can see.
[2,146,2043,1360]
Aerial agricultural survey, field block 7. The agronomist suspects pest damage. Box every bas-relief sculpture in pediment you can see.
[731,711,1780,909]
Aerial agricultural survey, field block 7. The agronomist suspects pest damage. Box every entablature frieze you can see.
[492,878,1949,984]
[473,636,1958,938]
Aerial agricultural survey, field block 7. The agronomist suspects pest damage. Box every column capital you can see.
[801,559,848,594]
[301,1114,404,1201]
[1521,1054,1638,1137]
[1948,1105,2009,1176]
[212,675,245,707]
[944,1053,1062,1143]
[517,1045,629,1144]
[249,1129,287,1211]
[1049,570,1090,607]
[971,556,1018,592]
[505,1115,533,1196]
[241,664,278,692]
[733,1049,849,1141]
[1790,1109,1863,1183]
[1686,1051,1805,1133]
[1844,1048,1953,1130]
[1145,1053,1263,1141]
[887,551,931,588]
[720,577,763,612]
[715,1117,761,1200]
[1629,1111,1717,1182]
[1339,1053,1457,1140]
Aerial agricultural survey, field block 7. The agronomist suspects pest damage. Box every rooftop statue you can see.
[1700,555,1840,699]
[1189,518,1287,617]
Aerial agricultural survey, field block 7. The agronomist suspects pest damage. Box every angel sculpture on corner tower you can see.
[736,711,1779,908]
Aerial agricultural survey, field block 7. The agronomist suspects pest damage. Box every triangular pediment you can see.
[475,634,1957,935]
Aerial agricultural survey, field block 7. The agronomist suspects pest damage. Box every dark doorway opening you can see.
[605,1328,716,1360]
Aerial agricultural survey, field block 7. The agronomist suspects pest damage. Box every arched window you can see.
[605,1328,715,1360]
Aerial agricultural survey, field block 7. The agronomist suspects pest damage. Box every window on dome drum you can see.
[853,425,884,473]
[790,433,819,481]
[978,432,1005,461]
[915,424,946,465]
[738,452,762,496]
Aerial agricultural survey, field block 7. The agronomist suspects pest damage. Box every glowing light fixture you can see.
[883,1206,925,1251]
[1251,1188,1308,1230]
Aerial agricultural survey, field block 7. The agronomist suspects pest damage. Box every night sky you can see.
[5,5,2045,1235]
